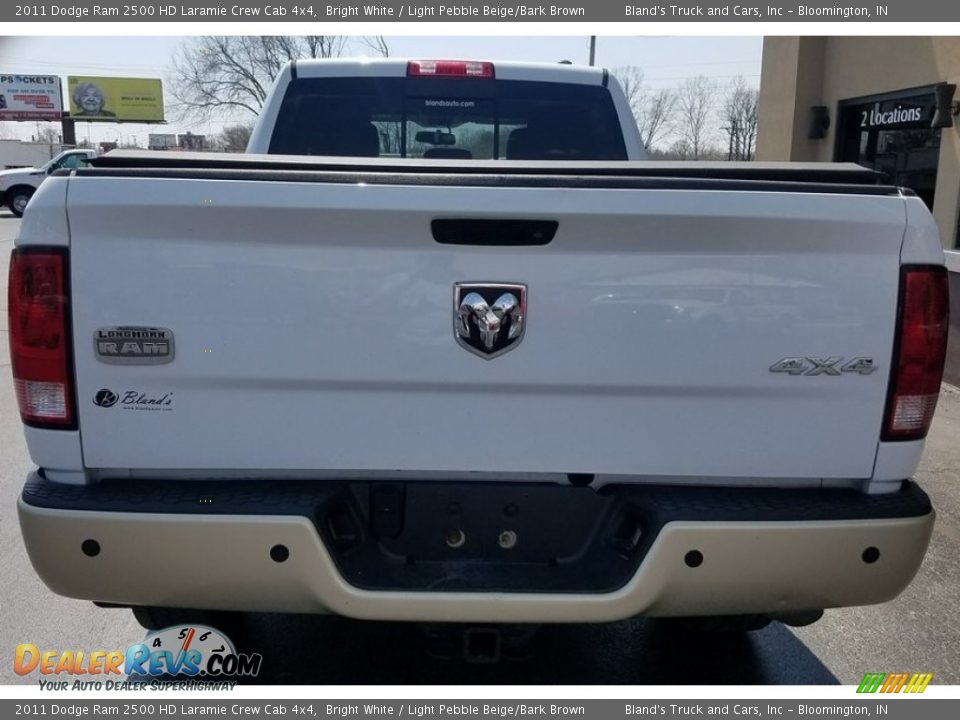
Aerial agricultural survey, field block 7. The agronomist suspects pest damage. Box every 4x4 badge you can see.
[454,283,527,360]
[770,357,877,376]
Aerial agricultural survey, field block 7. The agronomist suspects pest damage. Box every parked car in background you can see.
[0,148,97,217]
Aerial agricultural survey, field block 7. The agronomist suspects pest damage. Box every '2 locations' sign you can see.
[858,94,935,130]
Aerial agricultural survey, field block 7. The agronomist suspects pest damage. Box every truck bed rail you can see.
[79,151,896,194]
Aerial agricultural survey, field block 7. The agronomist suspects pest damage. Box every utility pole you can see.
[589,36,596,66]
[61,115,76,148]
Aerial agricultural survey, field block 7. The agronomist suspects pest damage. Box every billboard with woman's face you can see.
[67,76,164,121]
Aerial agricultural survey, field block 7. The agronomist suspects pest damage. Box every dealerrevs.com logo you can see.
[14,625,262,690]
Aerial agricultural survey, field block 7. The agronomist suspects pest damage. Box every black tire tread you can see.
[131,606,231,631]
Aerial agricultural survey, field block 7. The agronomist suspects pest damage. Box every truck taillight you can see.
[8,247,76,429]
[407,60,495,78]
[883,265,949,441]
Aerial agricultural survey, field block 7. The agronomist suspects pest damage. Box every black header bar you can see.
[4,1,960,23]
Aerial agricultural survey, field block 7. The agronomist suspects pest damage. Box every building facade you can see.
[757,37,960,250]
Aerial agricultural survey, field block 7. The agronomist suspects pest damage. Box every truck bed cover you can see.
[82,151,893,193]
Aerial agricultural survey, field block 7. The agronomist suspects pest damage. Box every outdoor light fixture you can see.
[931,83,959,129]
[808,106,830,139]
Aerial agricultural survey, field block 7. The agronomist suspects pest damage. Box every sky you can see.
[0,35,762,147]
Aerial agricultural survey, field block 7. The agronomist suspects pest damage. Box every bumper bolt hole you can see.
[684,550,704,568]
[270,544,290,563]
[81,539,100,557]
[862,546,880,564]
[445,529,466,549]
[498,530,518,549]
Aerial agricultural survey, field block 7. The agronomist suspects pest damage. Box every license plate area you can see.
[320,482,647,593]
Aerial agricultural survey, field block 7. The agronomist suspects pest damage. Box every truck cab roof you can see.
[292,58,610,86]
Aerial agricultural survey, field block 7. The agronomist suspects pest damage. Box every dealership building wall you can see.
[757,36,960,386]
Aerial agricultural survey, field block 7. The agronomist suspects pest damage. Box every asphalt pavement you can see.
[0,209,958,685]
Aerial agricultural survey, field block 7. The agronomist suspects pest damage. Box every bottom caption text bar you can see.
[4,700,960,720]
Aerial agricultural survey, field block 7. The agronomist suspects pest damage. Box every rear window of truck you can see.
[268,77,628,161]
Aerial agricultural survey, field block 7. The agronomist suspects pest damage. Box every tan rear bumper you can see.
[18,497,934,623]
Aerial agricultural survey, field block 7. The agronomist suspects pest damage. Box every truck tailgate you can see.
[66,174,905,480]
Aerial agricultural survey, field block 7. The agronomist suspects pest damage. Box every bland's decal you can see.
[94,327,174,365]
[93,388,173,412]
[423,98,477,109]
[92,389,118,408]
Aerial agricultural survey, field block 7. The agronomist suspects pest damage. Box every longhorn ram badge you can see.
[454,283,527,359]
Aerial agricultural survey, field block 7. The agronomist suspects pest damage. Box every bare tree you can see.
[212,124,255,153]
[35,126,60,145]
[360,36,390,57]
[613,66,677,151]
[720,77,759,161]
[170,36,389,121]
[675,75,718,160]
[646,139,693,161]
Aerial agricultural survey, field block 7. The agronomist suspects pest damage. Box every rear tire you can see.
[656,614,773,634]
[7,187,34,217]
[132,606,237,632]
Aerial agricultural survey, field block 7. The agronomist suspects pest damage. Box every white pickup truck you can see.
[11,59,948,637]
[0,148,97,217]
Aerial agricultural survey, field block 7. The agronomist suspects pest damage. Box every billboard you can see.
[0,74,63,120]
[67,76,164,122]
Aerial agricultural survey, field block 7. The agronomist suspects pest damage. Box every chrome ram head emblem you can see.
[454,283,527,359]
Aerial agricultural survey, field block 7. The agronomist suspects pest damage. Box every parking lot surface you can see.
[1,210,958,684]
